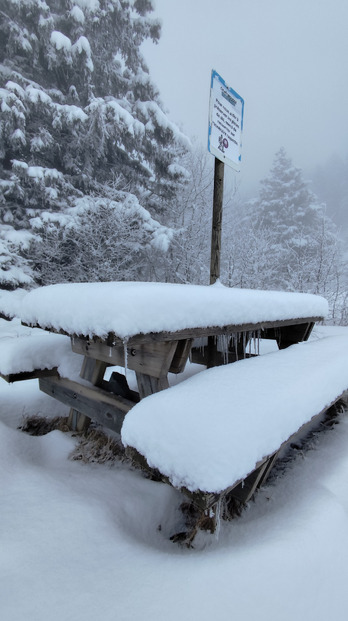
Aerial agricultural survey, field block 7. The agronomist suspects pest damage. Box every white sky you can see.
[142,0,348,193]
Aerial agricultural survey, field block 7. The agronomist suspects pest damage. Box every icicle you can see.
[253,332,256,354]
[201,337,207,355]
[193,337,206,356]
[242,331,246,359]
[217,335,221,358]
[217,333,229,364]
[249,330,258,356]
[214,497,222,541]
[233,333,238,361]
[250,331,257,355]
[230,333,234,360]
[123,337,129,379]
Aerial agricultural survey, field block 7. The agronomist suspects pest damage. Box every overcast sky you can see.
[142,0,348,194]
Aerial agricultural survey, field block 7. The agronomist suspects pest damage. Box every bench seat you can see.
[0,289,28,320]
[0,328,82,382]
[121,335,348,501]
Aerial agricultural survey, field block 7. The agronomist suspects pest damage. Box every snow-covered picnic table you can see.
[2,281,340,536]
[17,280,328,341]
[0,281,328,425]
[12,279,326,406]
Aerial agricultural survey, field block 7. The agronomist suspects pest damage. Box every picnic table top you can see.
[13,281,328,342]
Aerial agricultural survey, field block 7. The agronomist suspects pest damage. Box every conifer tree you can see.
[0,0,189,286]
[249,148,341,295]
[256,147,323,242]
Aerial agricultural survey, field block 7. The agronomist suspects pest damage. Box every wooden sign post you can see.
[208,70,244,285]
[210,158,225,284]
[207,71,244,364]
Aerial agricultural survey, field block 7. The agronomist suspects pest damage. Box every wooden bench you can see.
[121,334,348,540]
[0,329,81,383]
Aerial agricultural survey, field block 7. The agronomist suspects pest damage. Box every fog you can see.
[142,0,348,194]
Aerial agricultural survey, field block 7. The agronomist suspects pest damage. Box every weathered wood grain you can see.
[71,337,178,379]
[268,321,315,348]
[0,367,58,384]
[68,356,109,432]
[210,157,224,284]
[23,316,323,345]
[80,356,108,384]
[168,339,193,374]
[228,454,278,503]
[135,372,169,399]
[40,376,134,434]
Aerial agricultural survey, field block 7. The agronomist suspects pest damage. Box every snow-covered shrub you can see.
[27,194,173,284]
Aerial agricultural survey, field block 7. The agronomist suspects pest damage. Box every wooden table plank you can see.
[71,337,179,379]
[40,376,134,435]
[22,316,324,345]
[0,368,58,384]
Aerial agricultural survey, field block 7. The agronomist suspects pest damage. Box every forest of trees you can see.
[0,0,347,322]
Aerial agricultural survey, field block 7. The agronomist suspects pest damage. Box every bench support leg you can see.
[67,358,108,432]
[135,372,169,399]
[68,408,90,432]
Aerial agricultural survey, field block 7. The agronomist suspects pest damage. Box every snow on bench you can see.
[0,289,28,320]
[0,323,82,382]
[121,335,348,499]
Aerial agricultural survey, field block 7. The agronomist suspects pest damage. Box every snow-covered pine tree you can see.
[251,147,341,295]
[0,0,190,286]
[256,148,322,242]
[0,226,34,288]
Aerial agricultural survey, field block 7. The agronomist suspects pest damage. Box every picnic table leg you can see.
[67,357,108,432]
[226,453,278,504]
[133,339,190,398]
[135,372,169,399]
[275,322,315,349]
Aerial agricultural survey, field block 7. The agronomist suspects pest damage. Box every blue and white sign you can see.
[208,70,244,172]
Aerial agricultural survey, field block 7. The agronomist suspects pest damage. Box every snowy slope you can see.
[1,320,348,620]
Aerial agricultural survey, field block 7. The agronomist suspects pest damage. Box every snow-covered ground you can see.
[1,320,348,620]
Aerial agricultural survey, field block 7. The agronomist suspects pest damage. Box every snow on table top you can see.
[18,281,328,340]
[121,335,348,494]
